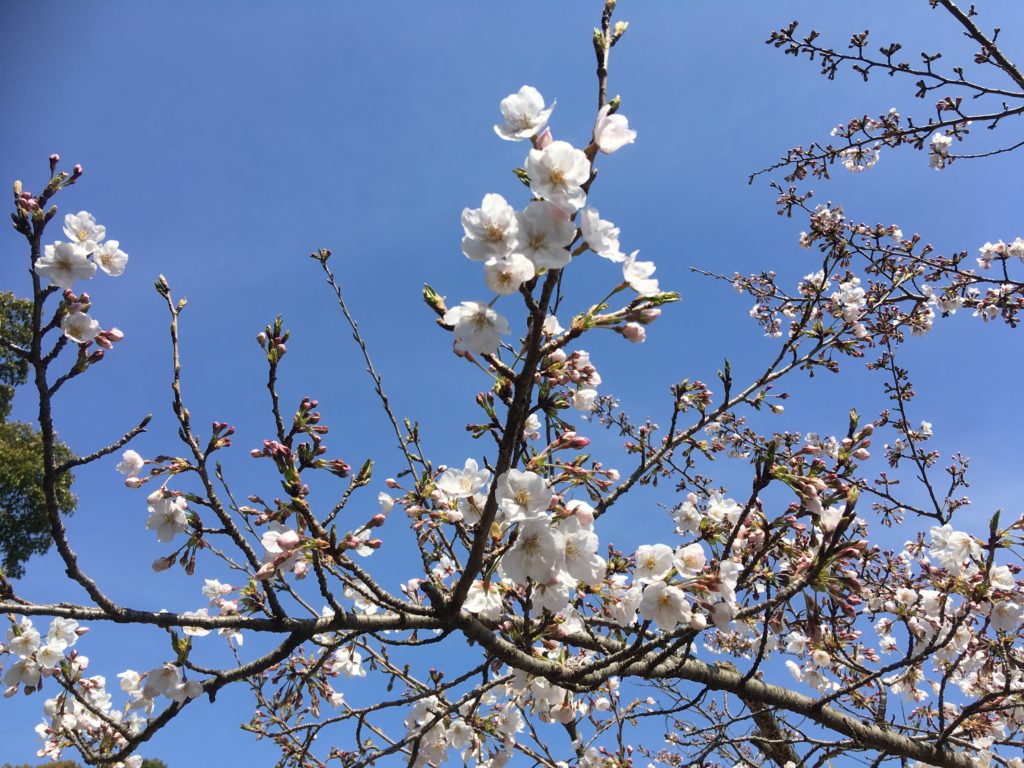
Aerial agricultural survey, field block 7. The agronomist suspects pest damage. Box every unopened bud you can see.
[152,555,176,572]
[622,322,645,343]
[637,308,661,324]
[852,448,870,460]
[546,349,567,365]
[534,127,553,150]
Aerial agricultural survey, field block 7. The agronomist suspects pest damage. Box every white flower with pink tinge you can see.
[145,490,189,543]
[593,104,637,154]
[61,311,100,344]
[256,522,304,579]
[638,582,692,632]
[63,211,106,252]
[622,251,659,296]
[502,519,564,586]
[34,241,96,289]
[525,140,590,214]
[496,469,552,523]
[461,193,519,262]
[443,301,509,356]
[438,458,491,499]
[580,207,624,262]
[515,200,575,270]
[494,85,555,141]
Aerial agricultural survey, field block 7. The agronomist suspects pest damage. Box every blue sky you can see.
[2,1,1024,765]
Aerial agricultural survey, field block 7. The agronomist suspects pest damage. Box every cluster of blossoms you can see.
[839,143,881,173]
[32,210,129,346]
[2,617,84,693]
[442,85,652,357]
[929,130,954,169]
[1,616,180,765]
[977,237,1024,270]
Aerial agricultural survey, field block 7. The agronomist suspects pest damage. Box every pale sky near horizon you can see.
[2,1,1023,764]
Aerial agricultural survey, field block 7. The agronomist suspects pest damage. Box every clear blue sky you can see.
[2,1,1023,764]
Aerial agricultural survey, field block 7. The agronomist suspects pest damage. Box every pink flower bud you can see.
[277,530,301,551]
[124,476,144,489]
[152,555,176,572]
[370,513,387,527]
[255,562,276,580]
[95,335,113,350]
[622,322,646,343]
[852,448,870,460]
[49,154,60,164]
[546,349,567,365]
[105,327,125,342]
[534,127,553,149]
[637,308,661,324]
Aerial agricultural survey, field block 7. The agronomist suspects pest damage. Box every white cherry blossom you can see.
[61,311,100,344]
[515,200,575,269]
[673,543,707,579]
[443,301,509,356]
[484,253,535,294]
[145,491,189,543]
[116,449,145,477]
[593,104,636,154]
[332,647,367,678]
[633,544,674,583]
[438,458,491,499]
[573,387,598,411]
[622,251,659,296]
[502,520,564,585]
[525,140,590,213]
[461,193,519,262]
[494,85,554,141]
[34,241,96,289]
[638,582,691,631]
[464,580,505,620]
[560,516,606,586]
[92,240,128,276]
[63,211,106,251]
[580,207,624,261]
[496,469,552,523]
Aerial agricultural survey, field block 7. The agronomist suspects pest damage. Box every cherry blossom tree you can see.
[2,2,1024,767]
